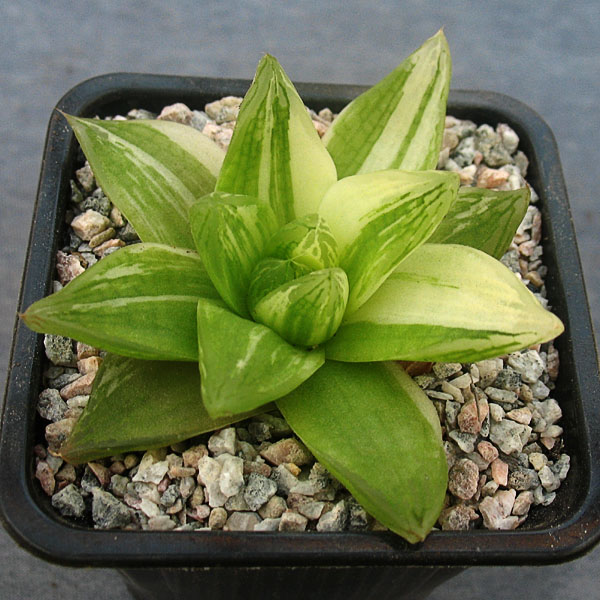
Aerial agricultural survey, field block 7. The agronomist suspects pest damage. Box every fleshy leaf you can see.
[60,354,272,463]
[319,170,459,314]
[189,192,279,317]
[250,268,349,347]
[265,213,339,270]
[215,55,337,225]
[323,30,451,177]
[428,186,530,258]
[277,360,447,543]
[66,115,224,249]
[22,244,220,361]
[325,243,564,363]
[197,299,325,417]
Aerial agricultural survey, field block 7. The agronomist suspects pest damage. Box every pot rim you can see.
[1,73,599,568]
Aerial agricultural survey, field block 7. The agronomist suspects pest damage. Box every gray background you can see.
[1,1,598,598]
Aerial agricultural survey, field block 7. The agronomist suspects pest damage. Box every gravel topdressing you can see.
[34,97,569,534]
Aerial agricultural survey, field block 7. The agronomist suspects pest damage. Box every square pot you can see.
[1,74,599,598]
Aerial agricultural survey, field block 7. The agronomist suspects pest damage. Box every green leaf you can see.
[189,192,279,317]
[215,55,337,225]
[250,268,349,347]
[22,244,220,361]
[66,115,224,249]
[277,360,447,543]
[197,299,325,418]
[325,243,564,363]
[265,213,339,270]
[428,186,530,259]
[60,354,272,463]
[319,170,459,314]
[323,30,451,177]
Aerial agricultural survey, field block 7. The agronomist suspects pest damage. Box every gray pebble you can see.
[224,512,261,531]
[244,473,277,511]
[91,488,131,529]
[254,518,281,531]
[37,388,68,422]
[508,468,540,491]
[52,484,86,518]
[44,335,75,367]
[489,420,532,455]
[316,500,348,532]
[492,368,522,391]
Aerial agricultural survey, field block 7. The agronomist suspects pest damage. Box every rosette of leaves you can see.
[22,31,563,543]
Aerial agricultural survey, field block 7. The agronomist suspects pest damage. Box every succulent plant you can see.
[22,31,563,543]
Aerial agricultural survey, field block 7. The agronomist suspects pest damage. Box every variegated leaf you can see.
[250,268,349,347]
[215,55,337,225]
[325,243,564,362]
[429,186,530,258]
[22,244,220,361]
[197,299,325,417]
[60,354,273,463]
[66,115,224,249]
[319,169,459,314]
[323,30,451,177]
[265,213,339,270]
[277,360,447,543]
[189,192,279,317]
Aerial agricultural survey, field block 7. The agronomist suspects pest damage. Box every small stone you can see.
[530,380,550,400]
[189,505,211,521]
[270,464,299,494]
[258,495,287,519]
[493,368,522,391]
[87,462,112,487]
[147,516,177,531]
[433,362,462,379]
[289,480,317,496]
[508,350,545,383]
[157,102,193,124]
[205,481,228,508]
[490,458,509,486]
[445,401,461,428]
[197,455,222,485]
[244,473,277,511]
[497,123,520,154]
[512,491,534,516]
[528,452,548,471]
[278,510,308,532]
[204,96,242,124]
[552,454,571,481]
[441,381,463,403]
[254,518,281,531]
[52,484,86,518]
[260,438,313,466]
[426,390,454,401]
[188,485,205,509]
[347,500,370,530]
[89,227,115,249]
[71,210,111,241]
[224,512,262,531]
[91,488,131,529]
[485,387,518,405]
[59,372,95,399]
[37,388,68,422]
[448,430,477,454]
[489,403,505,422]
[481,480,499,497]
[110,474,129,498]
[224,490,250,512]
[458,400,481,434]
[56,463,77,484]
[479,489,519,530]
[547,344,560,380]
[449,459,480,500]
[297,498,326,521]
[508,468,540,491]
[208,507,227,529]
[316,500,348,532]
[76,162,95,192]
[132,452,169,484]
[140,497,161,518]
[77,356,102,375]
[45,418,77,453]
[475,358,503,388]
[533,485,556,506]
[506,407,533,425]
[44,335,75,366]
[243,460,272,478]
[477,441,499,464]
[450,373,472,389]
[93,238,125,257]
[533,398,562,426]
[179,476,196,501]
[182,444,208,468]
[489,420,532,455]
[218,455,244,498]
[477,167,509,188]
[208,428,236,457]
[160,484,180,508]
[55,250,85,284]
[538,465,561,492]
[36,461,56,496]
[439,504,479,531]
[76,342,99,359]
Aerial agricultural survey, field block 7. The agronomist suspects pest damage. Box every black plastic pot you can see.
[1,74,599,600]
